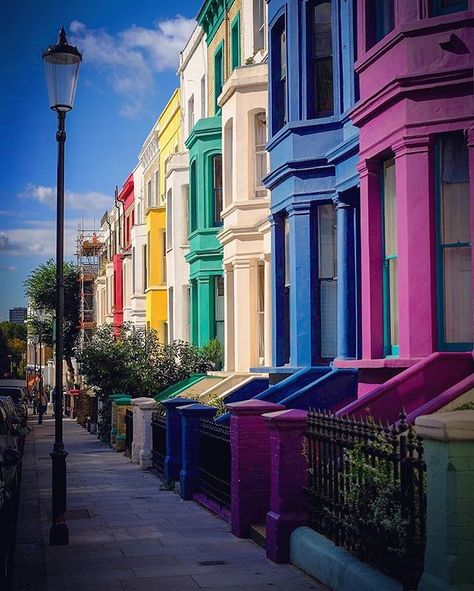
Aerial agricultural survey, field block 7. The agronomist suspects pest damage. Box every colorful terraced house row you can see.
[94,0,473,427]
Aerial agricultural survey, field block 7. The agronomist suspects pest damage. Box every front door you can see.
[317,204,337,361]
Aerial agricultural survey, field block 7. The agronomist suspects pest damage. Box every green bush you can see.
[200,339,224,370]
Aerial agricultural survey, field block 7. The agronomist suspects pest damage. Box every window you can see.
[143,243,148,291]
[166,189,173,250]
[308,1,334,117]
[212,154,223,225]
[382,159,398,356]
[155,170,160,202]
[132,247,135,294]
[253,0,266,52]
[201,75,206,118]
[436,133,472,349]
[184,285,191,342]
[188,94,195,135]
[254,112,268,198]
[168,287,174,343]
[231,14,241,71]
[214,43,224,114]
[189,162,197,233]
[162,231,167,284]
[257,264,265,362]
[317,204,337,359]
[182,184,189,243]
[272,18,287,134]
[366,0,394,48]
[215,275,225,345]
[431,0,467,16]
[147,179,152,208]
[283,217,290,364]
[224,119,233,206]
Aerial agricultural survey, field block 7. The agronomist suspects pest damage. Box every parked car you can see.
[0,401,24,589]
[0,387,28,426]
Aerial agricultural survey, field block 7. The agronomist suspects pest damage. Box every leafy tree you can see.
[77,323,213,400]
[24,258,80,383]
[0,322,27,378]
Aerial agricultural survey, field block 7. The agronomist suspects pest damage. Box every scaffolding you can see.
[76,222,104,354]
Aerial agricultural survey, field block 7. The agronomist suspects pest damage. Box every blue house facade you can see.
[265,0,360,370]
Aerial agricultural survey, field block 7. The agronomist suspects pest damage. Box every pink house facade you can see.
[336,0,473,374]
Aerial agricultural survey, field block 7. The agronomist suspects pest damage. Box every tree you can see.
[77,323,213,399]
[0,322,27,378]
[24,259,80,383]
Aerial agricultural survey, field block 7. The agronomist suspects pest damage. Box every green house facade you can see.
[185,116,224,348]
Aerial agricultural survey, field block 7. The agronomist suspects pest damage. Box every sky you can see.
[0,0,202,320]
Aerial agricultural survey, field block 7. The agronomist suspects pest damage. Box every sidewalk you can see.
[13,416,327,591]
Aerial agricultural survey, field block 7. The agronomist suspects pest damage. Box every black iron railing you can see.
[306,410,426,590]
[198,418,231,510]
[125,408,133,455]
[151,404,166,475]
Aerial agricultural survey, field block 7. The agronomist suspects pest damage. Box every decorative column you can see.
[264,253,273,367]
[358,160,383,359]
[224,263,235,371]
[227,399,285,538]
[137,399,155,470]
[197,276,214,347]
[287,202,313,367]
[162,397,194,482]
[263,409,308,563]
[270,213,286,367]
[416,411,474,591]
[178,403,217,500]
[393,136,435,358]
[131,397,152,464]
[335,193,357,360]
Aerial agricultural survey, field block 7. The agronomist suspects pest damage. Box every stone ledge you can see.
[290,527,401,591]
[415,411,474,442]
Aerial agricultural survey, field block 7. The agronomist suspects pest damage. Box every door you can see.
[317,204,337,360]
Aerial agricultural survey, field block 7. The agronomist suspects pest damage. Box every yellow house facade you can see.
[142,89,181,340]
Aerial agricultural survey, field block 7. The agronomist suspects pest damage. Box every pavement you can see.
[13,414,328,591]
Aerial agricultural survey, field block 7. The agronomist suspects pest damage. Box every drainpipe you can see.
[223,0,229,79]
[113,185,123,254]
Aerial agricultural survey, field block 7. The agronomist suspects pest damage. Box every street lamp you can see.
[43,27,82,547]
[36,308,46,425]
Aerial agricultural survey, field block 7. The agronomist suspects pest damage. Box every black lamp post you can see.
[43,27,81,546]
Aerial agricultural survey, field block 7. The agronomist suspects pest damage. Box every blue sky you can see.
[0,0,202,320]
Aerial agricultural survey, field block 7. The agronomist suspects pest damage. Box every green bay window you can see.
[212,154,223,226]
[436,133,472,350]
[231,13,241,71]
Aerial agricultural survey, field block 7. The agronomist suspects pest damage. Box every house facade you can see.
[338,0,473,368]
[266,0,360,370]
[218,0,272,372]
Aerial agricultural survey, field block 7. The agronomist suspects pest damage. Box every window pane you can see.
[255,112,268,196]
[213,154,223,224]
[320,279,337,358]
[389,258,398,347]
[318,204,337,279]
[258,265,265,359]
[443,248,472,344]
[309,1,333,116]
[284,218,290,287]
[383,159,397,257]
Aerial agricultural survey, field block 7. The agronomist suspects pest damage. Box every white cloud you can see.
[0,217,102,258]
[0,265,16,272]
[21,184,111,216]
[69,16,195,118]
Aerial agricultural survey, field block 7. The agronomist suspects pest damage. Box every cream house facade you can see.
[130,161,147,328]
[217,0,271,372]
[165,26,208,343]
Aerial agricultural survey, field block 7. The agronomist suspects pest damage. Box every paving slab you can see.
[13,415,328,591]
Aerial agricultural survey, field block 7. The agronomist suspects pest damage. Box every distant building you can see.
[9,307,27,324]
